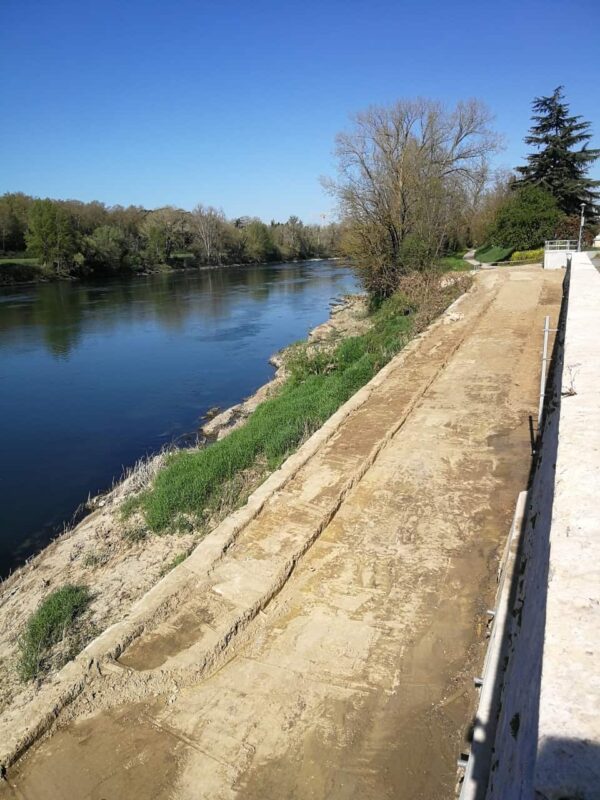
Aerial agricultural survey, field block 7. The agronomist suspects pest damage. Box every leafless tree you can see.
[325,98,502,296]
[191,204,226,264]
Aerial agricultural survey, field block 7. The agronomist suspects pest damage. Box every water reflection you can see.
[0,262,344,357]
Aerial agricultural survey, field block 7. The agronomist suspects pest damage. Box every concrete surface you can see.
[477,252,600,800]
[535,252,600,798]
[0,267,563,800]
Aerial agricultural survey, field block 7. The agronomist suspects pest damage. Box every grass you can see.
[18,584,92,681]
[474,244,515,264]
[82,549,110,568]
[125,274,469,534]
[0,256,44,285]
[436,255,471,272]
[159,550,191,577]
[0,257,39,265]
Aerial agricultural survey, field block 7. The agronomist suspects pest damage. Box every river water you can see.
[0,260,358,577]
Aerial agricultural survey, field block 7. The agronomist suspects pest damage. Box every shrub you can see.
[510,248,544,263]
[18,584,91,681]
[487,186,564,250]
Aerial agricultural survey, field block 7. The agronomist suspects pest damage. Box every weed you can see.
[18,584,92,681]
[82,549,110,568]
[122,521,148,543]
[159,551,190,577]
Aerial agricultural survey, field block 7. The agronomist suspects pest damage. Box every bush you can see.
[510,248,544,263]
[487,186,564,250]
[18,584,91,681]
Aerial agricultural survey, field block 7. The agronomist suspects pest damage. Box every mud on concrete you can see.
[0,268,563,800]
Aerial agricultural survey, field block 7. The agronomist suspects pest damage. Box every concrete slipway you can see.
[0,266,564,800]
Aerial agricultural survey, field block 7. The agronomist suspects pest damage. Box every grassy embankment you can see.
[474,245,515,264]
[124,273,470,534]
[0,257,45,285]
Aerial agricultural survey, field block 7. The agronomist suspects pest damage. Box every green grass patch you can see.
[0,257,45,285]
[18,584,92,681]
[436,255,471,272]
[474,245,515,264]
[0,257,39,265]
[131,278,468,534]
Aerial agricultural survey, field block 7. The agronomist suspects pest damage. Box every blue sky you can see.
[1,0,599,222]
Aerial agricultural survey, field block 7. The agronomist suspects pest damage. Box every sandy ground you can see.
[0,268,563,799]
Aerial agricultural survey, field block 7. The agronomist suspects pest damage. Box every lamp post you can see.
[578,202,586,251]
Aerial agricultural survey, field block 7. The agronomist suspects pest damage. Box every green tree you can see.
[515,86,600,217]
[26,199,78,274]
[0,192,32,252]
[488,186,563,250]
[83,225,128,272]
[243,220,278,262]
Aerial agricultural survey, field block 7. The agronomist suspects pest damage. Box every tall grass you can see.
[18,584,91,681]
[130,275,468,534]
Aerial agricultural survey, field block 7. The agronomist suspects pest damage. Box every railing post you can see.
[538,316,550,429]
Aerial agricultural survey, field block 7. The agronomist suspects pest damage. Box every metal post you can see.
[578,203,586,251]
[538,316,550,429]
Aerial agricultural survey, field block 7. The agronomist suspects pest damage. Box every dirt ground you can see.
[0,267,563,800]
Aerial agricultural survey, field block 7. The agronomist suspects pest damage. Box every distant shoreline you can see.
[0,256,339,289]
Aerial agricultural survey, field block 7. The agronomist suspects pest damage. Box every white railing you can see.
[545,240,578,251]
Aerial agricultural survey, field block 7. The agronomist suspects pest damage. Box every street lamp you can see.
[578,202,586,251]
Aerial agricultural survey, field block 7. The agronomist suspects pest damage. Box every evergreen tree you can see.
[515,86,600,217]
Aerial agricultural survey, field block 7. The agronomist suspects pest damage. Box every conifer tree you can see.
[515,86,600,217]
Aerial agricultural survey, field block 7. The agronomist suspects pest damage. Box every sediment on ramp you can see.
[0,267,564,800]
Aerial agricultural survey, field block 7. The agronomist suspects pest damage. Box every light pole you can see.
[578,202,586,251]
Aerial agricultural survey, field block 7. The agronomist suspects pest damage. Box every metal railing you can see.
[544,240,578,251]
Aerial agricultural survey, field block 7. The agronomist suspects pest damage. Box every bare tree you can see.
[325,98,501,296]
[191,204,226,264]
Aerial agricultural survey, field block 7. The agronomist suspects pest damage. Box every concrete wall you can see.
[484,253,600,799]
[543,250,571,270]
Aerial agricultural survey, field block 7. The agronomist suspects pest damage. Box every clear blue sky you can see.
[2,0,599,223]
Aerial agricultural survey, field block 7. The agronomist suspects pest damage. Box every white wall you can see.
[485,253,600,799]
[543,250,570,270]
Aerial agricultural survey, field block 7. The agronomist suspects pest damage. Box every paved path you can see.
[463,249,481,268]
[0,267,563,800]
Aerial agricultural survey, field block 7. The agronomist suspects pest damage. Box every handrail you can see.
[544,240,578,251]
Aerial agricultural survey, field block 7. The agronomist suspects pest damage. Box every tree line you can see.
[327,87,599,298]
[0,195,340,278]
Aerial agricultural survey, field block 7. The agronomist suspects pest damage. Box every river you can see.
[0,260,358,578]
